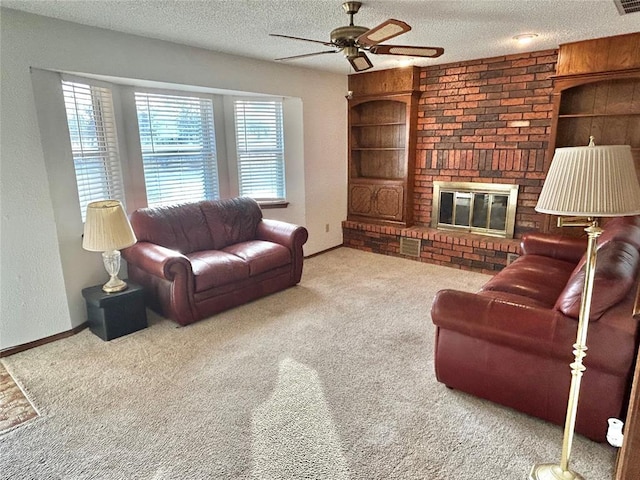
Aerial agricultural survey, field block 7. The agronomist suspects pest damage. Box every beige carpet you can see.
[0,248,616,479]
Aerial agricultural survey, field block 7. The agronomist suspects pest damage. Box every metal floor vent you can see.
[614,0,640,14]
[400,237,421,257]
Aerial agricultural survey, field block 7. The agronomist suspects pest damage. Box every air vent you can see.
[400,237,421,257]
[614,0,640,14]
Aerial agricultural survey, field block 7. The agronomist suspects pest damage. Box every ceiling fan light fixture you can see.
[343,46,359,58]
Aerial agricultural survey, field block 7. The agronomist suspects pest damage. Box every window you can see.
[62,81,125,221]
[135,92,219,207]
[233,99,285,202]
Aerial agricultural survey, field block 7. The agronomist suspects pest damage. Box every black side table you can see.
[81,282,148,341]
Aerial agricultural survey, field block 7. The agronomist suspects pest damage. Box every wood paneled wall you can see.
[556,32,640,76]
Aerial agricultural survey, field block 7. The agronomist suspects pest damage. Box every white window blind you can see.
[233,100,285,201]
[135,92,219,207]
[62,81,125,221]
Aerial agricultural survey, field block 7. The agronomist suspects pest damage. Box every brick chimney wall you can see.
[414,49,558,236]
[342,49,559,273]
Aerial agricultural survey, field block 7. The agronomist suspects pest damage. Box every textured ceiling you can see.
[3,0,639,74]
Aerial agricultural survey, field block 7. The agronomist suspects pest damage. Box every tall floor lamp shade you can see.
[530,141,640,480]
[83,200,137,293]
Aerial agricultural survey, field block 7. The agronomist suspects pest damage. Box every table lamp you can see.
[530,138,640,480]
[82,200,137,293]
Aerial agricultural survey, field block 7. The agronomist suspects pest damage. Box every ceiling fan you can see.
[270,1,444,72]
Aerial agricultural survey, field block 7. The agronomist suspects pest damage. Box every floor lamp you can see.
[530,139,640,480]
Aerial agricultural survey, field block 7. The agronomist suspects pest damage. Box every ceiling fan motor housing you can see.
[331,25,369,50]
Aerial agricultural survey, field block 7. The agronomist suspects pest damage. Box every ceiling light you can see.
[513,33,538,45]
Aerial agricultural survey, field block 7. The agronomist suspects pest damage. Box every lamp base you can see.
[529,464,585,480]
[101,250,128,293]
[102,276,128,293]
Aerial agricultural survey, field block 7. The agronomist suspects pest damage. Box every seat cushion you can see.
[480,254,576,308]
[223,241,291,277]
[187,250,250,292]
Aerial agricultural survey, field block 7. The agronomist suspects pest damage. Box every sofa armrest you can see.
[521,232,586,264]
[256,219,309,250]
[122,242,192,280]
[256,219,308,284]
[431,289,575,361]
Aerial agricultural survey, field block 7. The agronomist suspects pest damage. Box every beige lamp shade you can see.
[83,200,137,252]
[536,144,640,217]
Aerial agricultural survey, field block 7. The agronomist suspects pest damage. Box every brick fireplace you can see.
[343,49,558,273]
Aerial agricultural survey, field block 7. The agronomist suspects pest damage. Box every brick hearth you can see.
[342,220,520,274]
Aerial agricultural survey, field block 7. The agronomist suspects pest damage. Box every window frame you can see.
[133,90,221,207]
[232,97,287,206]
[61,78,126,221]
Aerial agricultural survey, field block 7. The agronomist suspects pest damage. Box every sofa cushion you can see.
[187,251,250,292]
[201,197,263,250]
[223,241,291,277]
[130,202,215,254]
[480,255,576,308]
[555,240,640,321]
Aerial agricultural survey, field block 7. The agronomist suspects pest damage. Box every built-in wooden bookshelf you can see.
[545,33,640,236]
[347,68,419,226]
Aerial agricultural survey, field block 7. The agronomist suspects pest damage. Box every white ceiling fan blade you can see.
[370,45,444,58]
[357,19,411,47]
[348,52,374,72]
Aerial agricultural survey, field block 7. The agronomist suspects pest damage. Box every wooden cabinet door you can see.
[349,184,375,216]
[374,185,404,220]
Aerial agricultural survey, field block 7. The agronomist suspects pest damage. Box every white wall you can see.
[0,8,348,351]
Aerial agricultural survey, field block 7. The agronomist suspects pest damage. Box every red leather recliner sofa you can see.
[122,197,308,326]
[431,216,640,441]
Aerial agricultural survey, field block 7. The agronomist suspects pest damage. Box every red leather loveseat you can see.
[122,197,308,326]
[431,216,640,441]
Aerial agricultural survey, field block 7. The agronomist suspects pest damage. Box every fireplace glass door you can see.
[432,182,518,238]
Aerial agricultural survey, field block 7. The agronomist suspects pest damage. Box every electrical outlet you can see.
[325,223,330,232]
